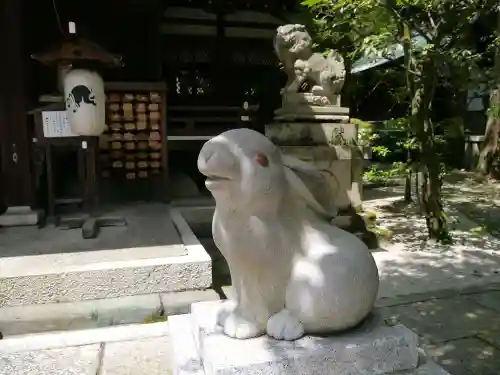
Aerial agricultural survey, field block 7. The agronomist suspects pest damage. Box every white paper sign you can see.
[41,110,78,138]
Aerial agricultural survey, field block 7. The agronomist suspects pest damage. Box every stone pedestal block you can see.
[266,122,356,147]
[0,206,40,227]
[274,105,350,121]
[278,145,362,210]
[169,300,452,375]
[265,104,374,245]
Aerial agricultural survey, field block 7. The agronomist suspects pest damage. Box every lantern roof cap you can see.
[31,36,123,67]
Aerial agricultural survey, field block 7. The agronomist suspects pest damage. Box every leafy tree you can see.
[302,0,495,243]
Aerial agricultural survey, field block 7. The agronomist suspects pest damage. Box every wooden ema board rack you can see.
[100,82,167,183]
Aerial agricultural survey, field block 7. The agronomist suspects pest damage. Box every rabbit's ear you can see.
[282,155,338,219]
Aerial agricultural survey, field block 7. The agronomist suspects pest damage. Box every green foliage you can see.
[301,0,397,61]
[372,145,391,157]
[361,209,393,240]
[302,0,497,93]
[470,225,488,236]
[351,117,376,146]
[143,313,168,324]
[488,102,500,120]
[301,0,499,243]
[363,162,407,185]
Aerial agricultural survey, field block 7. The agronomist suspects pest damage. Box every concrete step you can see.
[0,208,212,307]
[0,321,174,375]
[0,289,222,338]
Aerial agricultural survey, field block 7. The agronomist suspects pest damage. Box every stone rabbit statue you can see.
[197,128,379,341]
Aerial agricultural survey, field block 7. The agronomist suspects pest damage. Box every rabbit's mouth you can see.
[206,174,231,181]
[205,174,232,189]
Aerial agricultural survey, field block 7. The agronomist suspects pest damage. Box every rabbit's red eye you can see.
[255,153,269,167]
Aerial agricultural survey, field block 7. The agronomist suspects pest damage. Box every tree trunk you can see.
[412,58,451,243]
[402,21,413,204]
[477,88,500,174]
[404,172,412,202]
[341,55,354,112]
[477,10,500,174]
[415,166,422,211]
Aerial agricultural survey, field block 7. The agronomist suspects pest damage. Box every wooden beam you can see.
[0,0,34,208]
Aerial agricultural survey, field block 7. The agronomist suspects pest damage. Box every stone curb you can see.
[0,289,222,337]
[0,321,170,354]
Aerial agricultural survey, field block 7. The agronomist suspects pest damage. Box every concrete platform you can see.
[0,206,212,307]
[0,203,185,257]
[169,300,452,375]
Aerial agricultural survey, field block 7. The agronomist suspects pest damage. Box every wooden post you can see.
[0,0,39,226]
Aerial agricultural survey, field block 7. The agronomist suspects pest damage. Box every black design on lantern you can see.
[66,85,96,113]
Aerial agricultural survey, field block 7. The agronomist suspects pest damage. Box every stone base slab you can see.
[266,122,356,147]
[274,102,349,118]
[279,93,343,108]
[278,146,362,210]
[169,300,452,375]
[274,113,350,121]
[279,144,356,161]
[0,206,40,227]
[274,103,350,120]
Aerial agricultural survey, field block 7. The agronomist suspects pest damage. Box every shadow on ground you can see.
[380,289,500,375]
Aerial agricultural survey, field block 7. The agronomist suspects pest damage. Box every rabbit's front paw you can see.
[216,300,237,326]
[223,311,265,339]
[267,309,304,341]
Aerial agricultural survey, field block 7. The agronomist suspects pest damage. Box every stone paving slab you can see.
[376,283,500,308]
[0,344,101,375]
[467,291,500,313]
[477,330,500,350]
[380,296,500,343]
[425,338,500,375]
[396,360,451,374]
[100,336,172,375]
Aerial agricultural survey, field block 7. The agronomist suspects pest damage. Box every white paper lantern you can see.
[64,68,106,136]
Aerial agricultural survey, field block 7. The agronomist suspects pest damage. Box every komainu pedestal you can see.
[266,101,374,246]
[169,301,451,375]
[266,23,375,246]
[266,102,362,206]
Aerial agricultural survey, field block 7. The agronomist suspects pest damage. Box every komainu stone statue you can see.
[197,128,379,341]
[274,24,345,106]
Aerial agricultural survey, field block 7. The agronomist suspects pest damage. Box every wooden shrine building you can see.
[0,0,299,225]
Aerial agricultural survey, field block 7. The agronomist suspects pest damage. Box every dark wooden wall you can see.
[0,0,295,209]
[0,0,34,210]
